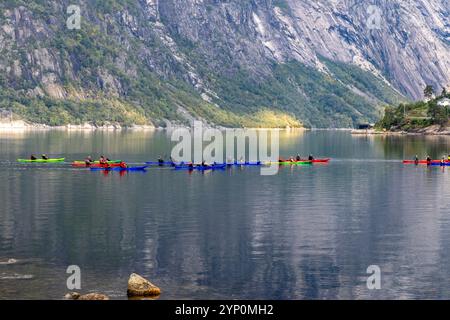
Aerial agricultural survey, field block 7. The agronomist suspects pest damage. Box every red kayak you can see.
[309,158,331,163]
[71,162,124,168]
[403,160,448,164]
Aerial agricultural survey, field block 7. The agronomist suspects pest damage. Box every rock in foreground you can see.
[127,273,161,297]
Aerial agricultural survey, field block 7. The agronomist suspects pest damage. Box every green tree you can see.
[428,101,448,126]
[424,85,435,99]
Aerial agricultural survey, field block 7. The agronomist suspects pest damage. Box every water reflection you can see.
[1,130,450,299]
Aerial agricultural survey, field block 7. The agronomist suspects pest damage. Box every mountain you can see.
[0,0,448,128]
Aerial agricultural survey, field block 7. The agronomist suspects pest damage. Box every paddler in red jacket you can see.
[99,156,110,168]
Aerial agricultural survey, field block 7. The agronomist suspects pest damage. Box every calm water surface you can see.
[1,130,450,300]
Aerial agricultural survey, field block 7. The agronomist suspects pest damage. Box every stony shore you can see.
[0,119,159,131]
[0,118,306,131]
[351,125,450,136]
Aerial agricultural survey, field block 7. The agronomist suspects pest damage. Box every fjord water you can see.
[1,130,450,300]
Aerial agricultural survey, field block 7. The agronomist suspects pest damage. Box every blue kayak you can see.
[431,162,450,166]
[90,166,148,171]
[175,164,226,171]
[227,161,262,166]
[146,161,177,166]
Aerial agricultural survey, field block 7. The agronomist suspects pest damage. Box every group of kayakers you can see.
[413,154,450,165]
[84,155,128,168]
[157,155,215,169]
[30,154,49,160]
[281,154,315,162]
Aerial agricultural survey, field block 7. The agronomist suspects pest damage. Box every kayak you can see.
[90,166,148,172]
[309,158,331,163]
[278,158,330,163]
[196,164,226,171]
[228,161,262,166]
[403,160,448,164]
[266,161,313,165]
[279,161,313,165]
[146,161,179,166]
[18,158,65,163]
[72,160,122,165]
[430,162,450,167]
[175,164,226,171]
[72,162,123,168]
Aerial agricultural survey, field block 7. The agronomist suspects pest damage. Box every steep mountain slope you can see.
[0,0,448,128]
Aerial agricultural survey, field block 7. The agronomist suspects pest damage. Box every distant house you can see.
[437,98,450,107]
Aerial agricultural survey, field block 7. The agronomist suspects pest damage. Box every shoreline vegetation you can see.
[0,108,304,131]
[353,85,450,136]
[0,116,307,131]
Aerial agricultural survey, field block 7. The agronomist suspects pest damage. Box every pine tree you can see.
[424,85,435,99]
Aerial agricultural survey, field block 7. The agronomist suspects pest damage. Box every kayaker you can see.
[41,154,49,160]
[308,154,314,161]
[448,154,450,161]
[414,155,419,165]
[99,156,109,167]
[426,155,432,165]
[201,160,210,168]
[85,156,94,166]
[158,156,164,166]
[30,154,37,160]
[296,154,301,161]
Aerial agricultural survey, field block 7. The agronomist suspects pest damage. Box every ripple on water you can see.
[0,273,34,280]
[0,258,18,265]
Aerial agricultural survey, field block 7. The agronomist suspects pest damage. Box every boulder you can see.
[64,292,81,300]
[127,273,161,297]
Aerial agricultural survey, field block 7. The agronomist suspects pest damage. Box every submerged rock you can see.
[127,273,161,297]
[78,293,110,300]
[64,292,109,300]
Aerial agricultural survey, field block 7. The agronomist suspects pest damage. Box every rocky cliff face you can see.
[0,0,448,127]
[157,0,449,99]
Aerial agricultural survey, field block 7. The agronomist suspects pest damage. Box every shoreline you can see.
[0,119,160,131]
[351,127,450,136]
[0,119,307,132]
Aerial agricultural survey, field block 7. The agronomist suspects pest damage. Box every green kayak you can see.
[17,158,65,163]
[278,161,313,165]
[267,161,313,165]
